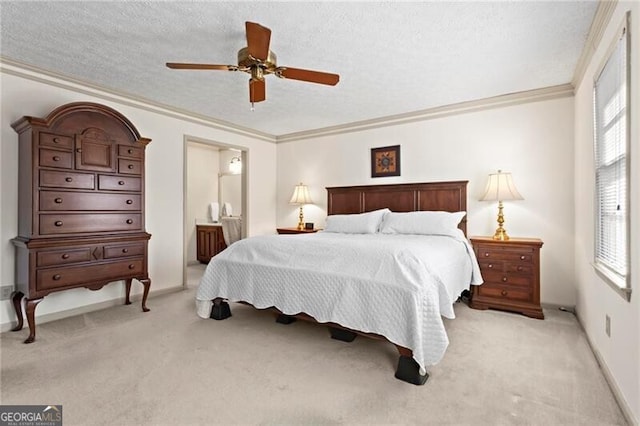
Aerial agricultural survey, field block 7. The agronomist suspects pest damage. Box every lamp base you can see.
[492,228,510,241]
[297,206,305,231]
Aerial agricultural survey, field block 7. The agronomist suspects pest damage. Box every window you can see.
[593,14,631,300]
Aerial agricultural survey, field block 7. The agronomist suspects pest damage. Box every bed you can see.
[195,181,482,385]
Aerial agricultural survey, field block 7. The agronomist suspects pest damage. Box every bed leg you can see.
[328,326,357,342]
[276,314,296,324]
[395,356,429,385]
[210,298,232,320]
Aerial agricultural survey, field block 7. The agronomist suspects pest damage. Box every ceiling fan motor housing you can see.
[238,47,277,80]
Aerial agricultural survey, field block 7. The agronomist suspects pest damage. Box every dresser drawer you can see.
[98,175,141,191]
[40,132,73,150]
[40,213,142,234]
[476,247,533,263]
[482,271,532,287]
[478,260,504,272]
[505,262,533,275]
[104,242,146,259]
[118,159,141,175]
[36,258,144,291]
[40,191,141,211]
[477,285,532,303]
[39,148,73,169]
[36,247,93,267]
[40,170,95,189]
[118,145,143,159]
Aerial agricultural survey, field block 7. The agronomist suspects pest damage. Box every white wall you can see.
[186,142,219,263]
[277,96,575,307]
[574,2,639,422]
[0,69,277,330]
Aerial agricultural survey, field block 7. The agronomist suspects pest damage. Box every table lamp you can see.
[480,170,523,241]
[289,183,313,230]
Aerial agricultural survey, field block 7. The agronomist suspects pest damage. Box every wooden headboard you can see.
[326,181,468,235]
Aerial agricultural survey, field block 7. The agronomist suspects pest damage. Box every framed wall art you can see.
[371,145,401,178]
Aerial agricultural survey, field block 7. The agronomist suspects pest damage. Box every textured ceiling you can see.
[1,1,597,137]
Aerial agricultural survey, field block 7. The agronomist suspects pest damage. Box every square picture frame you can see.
[371,145,401,178]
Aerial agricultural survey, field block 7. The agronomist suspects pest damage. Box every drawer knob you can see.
[54,221,63,227]
[118,181,125,186]
[126,199,133,204]
[122,248,129,253]
[65,177,73,182]
[484,253,490,257]
[520,255,525,260]
[54,198,63,204]
[53,137,60,143]
[488,264,493,269]
[126,219,133,224]
[128,264,135,269]
[53,274,61,281]
[501,290,507,296]
[128,164,134,169]
[53,156,60,161]
[502,277,508,282]
[61,253,70,259]
[128,149,133,154]
[76,148,82,153]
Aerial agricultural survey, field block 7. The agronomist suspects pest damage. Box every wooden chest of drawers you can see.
[196,224,227,263]
[469,237,544,319]
[10,102,152,343]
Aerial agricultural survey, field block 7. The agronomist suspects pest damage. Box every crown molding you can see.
[1,58,574,146]
[572,0,618,89]
[275,84,574,143]
[0,57,277,143]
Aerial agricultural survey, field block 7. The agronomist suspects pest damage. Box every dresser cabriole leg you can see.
[10,291,25,332]
[140,278,151,312]
[24,298,43,344]
[125,278,133,305]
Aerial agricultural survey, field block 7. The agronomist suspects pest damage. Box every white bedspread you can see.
[196,231,482,371]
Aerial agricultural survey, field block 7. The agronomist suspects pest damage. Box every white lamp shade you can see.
[289,183,313,205]
[480,171,524,202]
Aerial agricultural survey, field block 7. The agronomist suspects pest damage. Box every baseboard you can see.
[541,302,576,314]
[575,308,639,426]
[0,285,184,333]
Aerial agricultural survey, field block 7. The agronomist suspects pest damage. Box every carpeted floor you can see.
[0,267,627,425]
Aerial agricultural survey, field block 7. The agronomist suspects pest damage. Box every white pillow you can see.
[324,208,390,234]
[379,211,466,236]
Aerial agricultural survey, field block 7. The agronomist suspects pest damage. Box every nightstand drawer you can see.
[483,271,532,287]
[476,248,533,263]
[477,285,532,303]
[505,262,533,274]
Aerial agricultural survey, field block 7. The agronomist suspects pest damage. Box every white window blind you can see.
[593,22,629,289]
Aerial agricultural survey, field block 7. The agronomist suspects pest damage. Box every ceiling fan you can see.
[166,21,340,108]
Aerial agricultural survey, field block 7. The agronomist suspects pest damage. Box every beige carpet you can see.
[0,272,627,425]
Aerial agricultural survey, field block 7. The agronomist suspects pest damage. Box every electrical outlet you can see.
[605,314,611,337]
[0,285,13,301]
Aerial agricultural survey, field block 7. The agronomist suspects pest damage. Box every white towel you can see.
[209,202,219,222]
[222,202,233,217]
[221,217,242,245]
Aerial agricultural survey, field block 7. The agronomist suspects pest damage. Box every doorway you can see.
[183,136,247,288]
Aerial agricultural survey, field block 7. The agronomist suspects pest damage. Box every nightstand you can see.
[276,228,319,235]
[469,236,544,319]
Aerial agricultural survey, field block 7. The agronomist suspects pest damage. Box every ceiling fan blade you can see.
[249,78,266,103]
[276,67,340,86]
[166,63,237,71]
[245,21,271,61]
